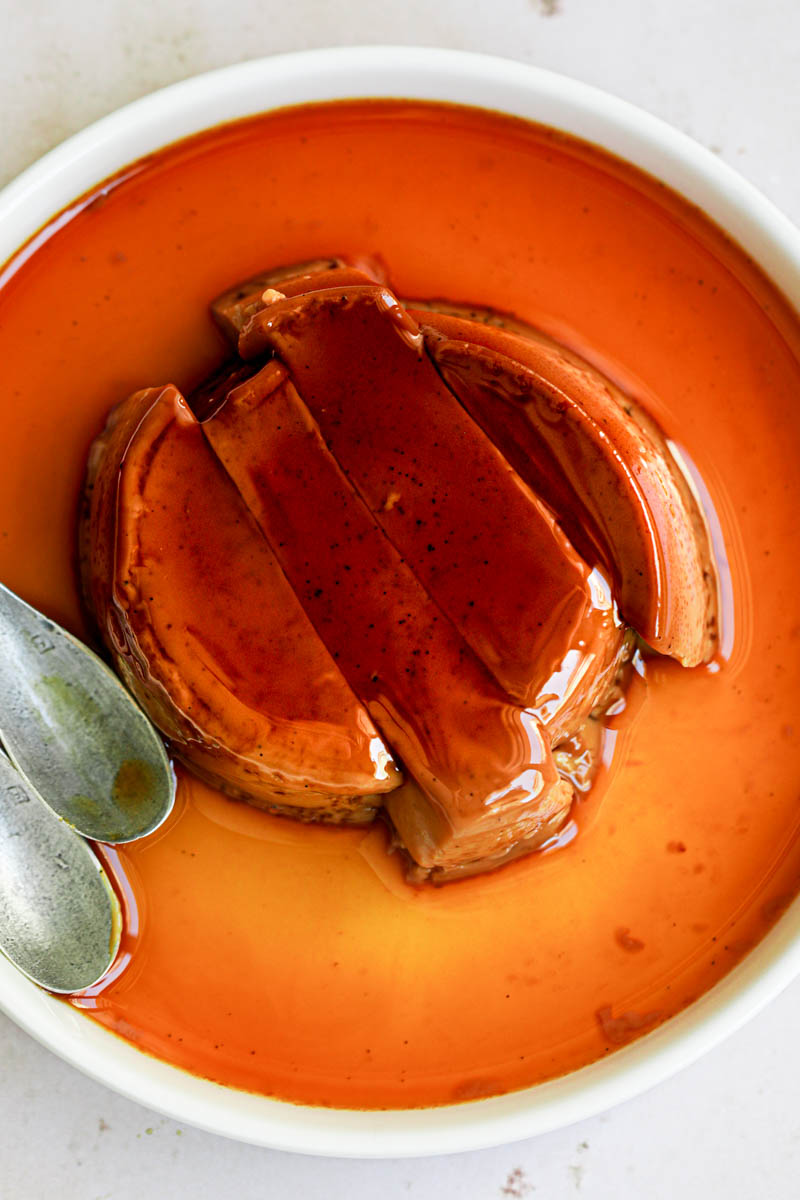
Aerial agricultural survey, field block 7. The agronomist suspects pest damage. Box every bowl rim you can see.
[2,45,800,1158]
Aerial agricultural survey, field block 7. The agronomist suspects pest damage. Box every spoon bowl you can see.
[0,750,121,993]
[0,582,175,843]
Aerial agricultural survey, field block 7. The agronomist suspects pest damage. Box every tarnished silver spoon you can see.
[0,749,122,992]
[0,581,175,843]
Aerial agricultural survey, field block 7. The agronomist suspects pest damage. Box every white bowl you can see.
[2,46,800,1158]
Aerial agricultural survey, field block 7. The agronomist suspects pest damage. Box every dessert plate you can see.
[1,47,800,1156]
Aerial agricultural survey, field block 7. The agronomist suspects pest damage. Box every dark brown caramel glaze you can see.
[413,310,718,666]
[201,360,571,874]
[80,383,400,817]
[81,256,716,880]
[241,271,624,731]
[210,257,348,342]
[210,257,389,342]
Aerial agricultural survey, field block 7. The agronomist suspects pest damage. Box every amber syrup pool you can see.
[1,101,800,1107]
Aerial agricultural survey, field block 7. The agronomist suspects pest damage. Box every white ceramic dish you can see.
[1,46,800,1158]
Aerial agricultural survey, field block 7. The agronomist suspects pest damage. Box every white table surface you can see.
[2,1,800,1196]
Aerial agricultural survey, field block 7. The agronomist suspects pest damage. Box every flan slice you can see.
[201,360,573,876]
[415,310,718,666]
[241,275,626,739]
[80,384,401,818]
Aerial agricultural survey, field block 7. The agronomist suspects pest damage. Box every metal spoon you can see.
[0,749,121,992]
[0,582,175,843]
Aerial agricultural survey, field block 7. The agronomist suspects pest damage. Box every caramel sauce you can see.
[245,279,621,714]
[203,355,565,869]
[1,101,800,1107]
